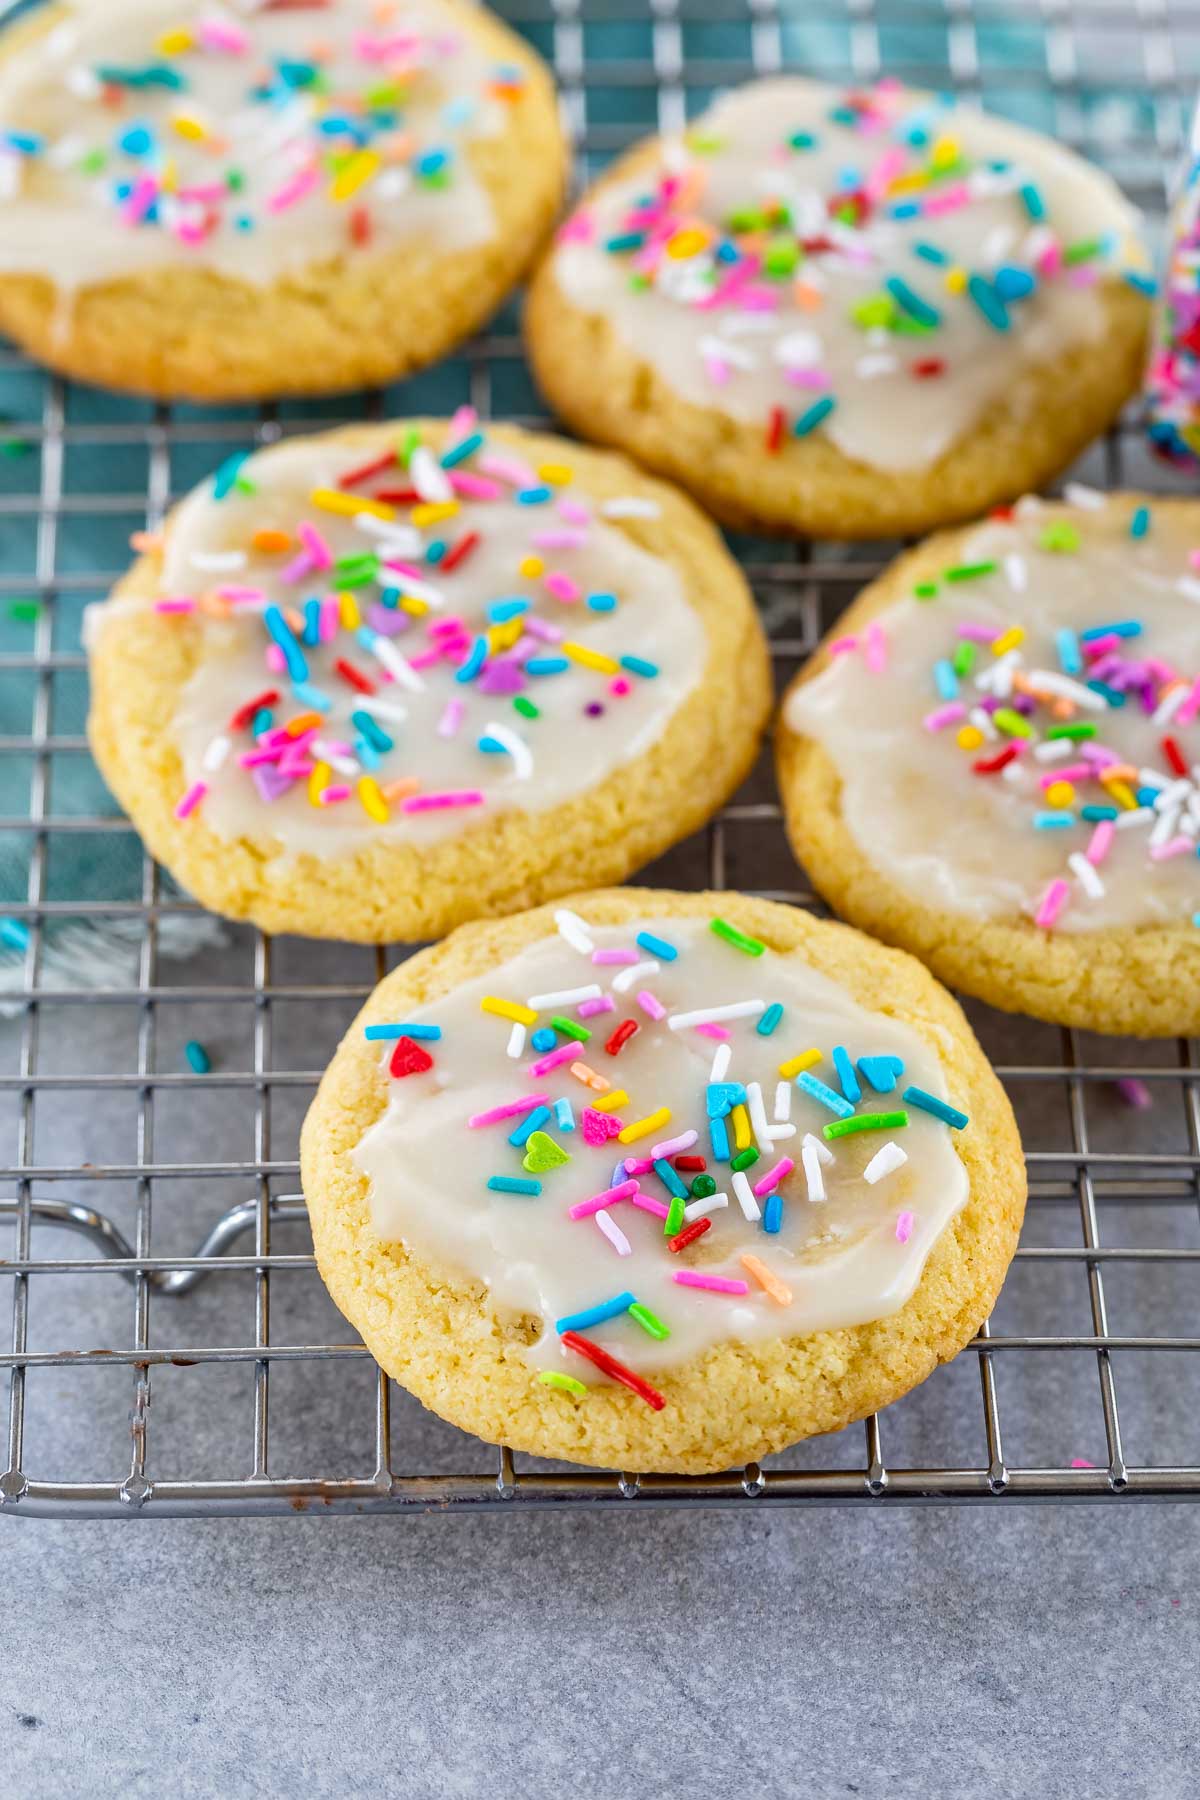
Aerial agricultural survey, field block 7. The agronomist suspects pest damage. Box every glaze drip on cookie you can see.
[87,420,705,856]
[786,494,1200,935]
[352,916,970,1392]
[551,78,1149,472]
[0,0,513,290]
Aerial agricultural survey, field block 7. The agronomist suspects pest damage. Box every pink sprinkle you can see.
[923,703,966,732]
[177,182,227,205]
[534,531,588,552]
[217,585,266,606]
[478,452,537,487]
[527,1042,578,1078]
[1189,550,1200,572]
[557,210,595,244]
[448,471,502,501]
[238,746,283,768]
[1175,676,1200,725]
[1035,878,1071,929]
[1150,836,1192,861]
[592,948,638,965]
[752,1157,794,1198]
[319,597,340,642]
[610,677,632,697]
[1040,764,1090,788]
[622,1155,654,1177]
[958,622,999,643]
[1070,1457,1096,1469]
[785,367,832,390]
[121,174,158,226]
[317,783,352,805]
[267,164,321,214]
[864,622,887,673]
[695,1023,730,1041]
[279,552,314,586]
[637,990,667,1021]
[1086,820,1115,865]
[155,599,195,614]
[829,636,859,657]
[651,1131,699,1159]
[265,644,287,674]
[627,1191,670,1220]
[447,405,478,438]
[673,1271,749,1295]
[595,1211,631,1257]
[437,698,464,738]
[558,499,589,525]
[922,181,970,217]
[468,1094,551,1129]
[174,780,207,820]
[576,996,615,1019]
[1082,632,1121,658]
[199,17,250,52]
[544,572,580,602]
[298,521,332,570]
[895,1211,915,1244]
[568,1178,640,1221]
[402,790,485,813]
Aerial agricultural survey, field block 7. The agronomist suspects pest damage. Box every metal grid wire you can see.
[2,0,1200,1517]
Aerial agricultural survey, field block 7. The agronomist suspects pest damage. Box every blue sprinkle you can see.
[355,737,381,771]
[710,1115,731,1163]
[455,635,488,683]
[352,710,392,753]
[934,659,959,701]
[1055,628,1082,675]
[889,199,921,220]
[1125,271,1157,296]
[250,708,273,739]
[1136,786,1161,808]
[516,485,553,505]
[1081,804,1118,822]
[793,395,836,438]
[488,1176,542,1196]
[184,1040,210,1075]
[1130,506,1151,540]
[508,1105,551,1147]
[795,1072,855,1119]
[706,1082,747,1118]
[857,1055,903,1094]
[426,540,447,565]
[526,656,569,676]
[586,592,617,612]
[487,598,529,624]
[415,146,451,177]
[654,1158,689,1199]
[992,264,1036,301]
[913,241,949,265]
[213,452,252,501]
[364,1023,441,1041]
[636,930,677,961]
[611,1159,628,1188]
[263,605,307,683]
[620,656,659,679]
[757,1003,784,1037]
[554,1098,576,1134]
[302,597,322,646]
[1079,621,1142,642]
[885,275,941,327]
[966,273,1010,331]
[555,1292,636,1335]
[1019,182,1046,220]
[1034,811,1076,830]
[290,681,331,713]
[118,123,155,157]
[1087,679,1125,708]
[1,917,32,952]
[831,1047,861,1105]
[2,131,43,156]
[478,736,506,755]
[530,1028,557,1052]
[763,1193,784,1234]
[903,1085,969,1130]
[440,431,484,469]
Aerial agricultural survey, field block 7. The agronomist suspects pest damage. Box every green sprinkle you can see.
[8,600,39,622]
[0,438,31,459]
[952,641,976,677]
[1063,236,1102,265]
[628,1302,671,1341]
[539,1371,588,1396]
[913,581,940,600]
[665,1195,686,1237]
[709,917,765,957]
[1047,722,1097,740]
[763,236,801,277]
[993,707,1032,738]
[1039,521,1080,553]
[730,1147,760,1173]
[789,130,818,150]
[550,1015,590,1043]
[690,1174,717,1200]
[184,1040,211,1075]
[686,131,727,155]
[944,560,998,583]
[399,426,421,468]
[513,696,539,720]
[852,293,897,331]
[1130,505,1151,540]
[822,1110,909,1141]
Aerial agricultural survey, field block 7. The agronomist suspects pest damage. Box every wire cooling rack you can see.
[2,0,1200,1519]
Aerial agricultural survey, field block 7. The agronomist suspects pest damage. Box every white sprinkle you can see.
[1153,777,1192,813]
[1063,482,1106,510]
[683,1191,729,1224]
[189,549,248,574]
[555,909,594,955]
[709,1042,732,1082]
[1138,768,1170,793]
[600,498,661,520]
[746,1080,773,1153]
[855,353,900,379]
[1153,684,1189,727]
[773,329,822,366]
[595,1210,631,1257]
[381,570,445,611]
[612,959,659,994]
[1025,670,1106,710]
[698,333,756,371]
[731,1171,760,1222]
[763,1123,797,1141]
[801,1140,826,1204]
[668,1000,767,1031]
[369,636,424,692]
[1033,738,1074,764]
[311,742,358,776]
[968,706,998,742]
[201,734,231,773]
[352,515,422,558]
[526,984,602,1010]
[437,699,464,739]
[1178,577,1200,606]
[974,649,1022,697]
[1150,804,1183,848]
[1068,853,1105,899]
[773,1081,792,1124]
[506,1022,526,1060]
[483,721,532,781]
[863,1141,908,1185]
[409,446,453,503]
[1115,806,1155,831]
[803,1131,834,1167]
[1003,553,1028,592]
[357,696,408,724]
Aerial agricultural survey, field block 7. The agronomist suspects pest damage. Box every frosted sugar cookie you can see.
[526,77,1152,539]
[0,0,565,400]
[86,419,771,941]
[779,492,1200,1035]
[300,888,1024,1473]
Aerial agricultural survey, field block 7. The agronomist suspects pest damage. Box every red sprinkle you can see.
[674,1154,706,1173]
[228,688,280,731]
[973,744,1020,774]
[1162,734,1189,777]
[912,357,945,379]
[667,1218,711,1254]
[765,405,785,454]
[559,1330,665,1410]
[604,1019,640,1056]
[335,657,376,695]
[389,1036,433,1079]
[337,451,396,490]
[350,205,371,246]
[440,530,480,573]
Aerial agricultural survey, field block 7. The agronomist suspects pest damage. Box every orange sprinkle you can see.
[570,1061,611,1093]
[284,607,305,634]
[285,710,321,737]
[740,1254,793,1307]
[381,776,420,803]
[251,528,293,555]
[129,530,163,554]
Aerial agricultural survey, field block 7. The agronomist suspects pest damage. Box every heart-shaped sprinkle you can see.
[390,1035,433,1078]
[523,1130,571,1174]
[581,1107,622,1146]
[705,1081,747,1118]
[857,1055,905,1094]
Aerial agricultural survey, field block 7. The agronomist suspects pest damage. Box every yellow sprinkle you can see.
[885,169,929,196]
[991,626,1025,657]
[944,267,968,294]
[666,226,710,259]
[562,641,620,676]
[156,28,194,54]
[398,594,429,617]
[330,148,381,203]
[956,724,984,751]
[1102,777,1138,810]
[160,157,178,193]
[572,1062,611,1093]
[740,1254,793,1307]
[171,115,208,143]
[337,590,361,631]
[730,1103,751,1152]
[309,487,396,522]
[1045,780,1076,808]
[481,996,538,1026]
[591,1088,628,1113]
[519,554,544,579]
[410,500,459,528]
[618,1107,671,1145]
[779,1049,822,1080]
[537,463,573,486]
[358,776,389,823]
[308,762,331,806]
[930,133,960,168]
[488,619,523,655]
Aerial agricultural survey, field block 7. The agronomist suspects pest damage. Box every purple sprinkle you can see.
[478,659,525,696]
[585,702,604,717]
[1115,1077,1153,1111]
[251,765,295,803]
[367,603,411,637]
